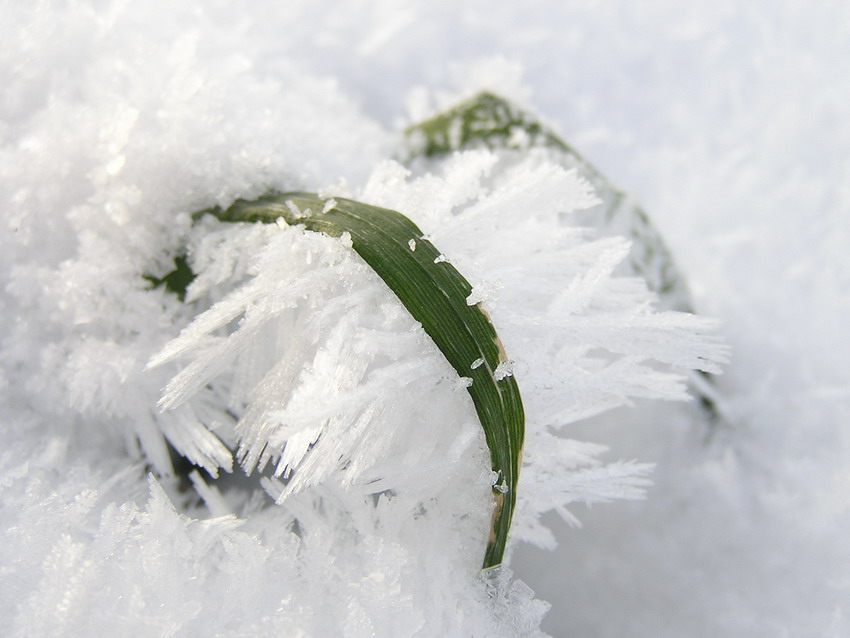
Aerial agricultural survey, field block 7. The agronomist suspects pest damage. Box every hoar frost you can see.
[493,360,515,381]
[2,2,846,635]
[146,149,724,635]
[0,8,727,629]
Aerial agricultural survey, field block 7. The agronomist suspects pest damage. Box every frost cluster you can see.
[0,3,745,637]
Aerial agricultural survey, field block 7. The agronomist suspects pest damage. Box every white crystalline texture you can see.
[3,99,726,634]
[5,1,843,637]
[456,376,474,389]
[465,279,502,306]
[119,139,728,636]
[493,360,515,381]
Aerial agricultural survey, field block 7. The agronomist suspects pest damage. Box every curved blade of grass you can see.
[204,192,524,568]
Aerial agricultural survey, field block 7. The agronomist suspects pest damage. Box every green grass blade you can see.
[207,192,524,568]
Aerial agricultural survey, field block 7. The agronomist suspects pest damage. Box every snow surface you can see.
[2,1,849,637]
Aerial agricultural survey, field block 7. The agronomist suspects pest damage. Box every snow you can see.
[2,1,849,636]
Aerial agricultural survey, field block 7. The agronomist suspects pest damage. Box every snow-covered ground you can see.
[2,2,848,636]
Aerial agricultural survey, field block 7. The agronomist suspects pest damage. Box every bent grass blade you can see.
[206,192,524,569]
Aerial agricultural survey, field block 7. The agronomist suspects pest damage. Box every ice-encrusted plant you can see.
[2,72,726,633]
[151,192,524,568]
[144,97,727,592]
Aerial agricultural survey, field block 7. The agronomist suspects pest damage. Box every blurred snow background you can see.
[2,1,849,636]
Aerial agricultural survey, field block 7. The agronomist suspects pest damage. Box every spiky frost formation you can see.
[356,152,725,547]
[151,150,725,570]
[0,429,547,637]
[0,3,731,636]
[0,3,389,477]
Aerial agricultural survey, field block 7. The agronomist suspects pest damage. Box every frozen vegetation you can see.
[1,2,848,636]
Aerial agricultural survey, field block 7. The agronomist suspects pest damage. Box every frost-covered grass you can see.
[2,2,849,637]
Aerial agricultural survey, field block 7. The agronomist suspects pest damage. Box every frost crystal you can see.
[466,288,484,305]
[493,360,514,381]
[284,199,304,218]
[457,376,474,389]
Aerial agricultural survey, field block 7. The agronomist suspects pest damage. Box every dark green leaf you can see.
[145,254,196,302]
